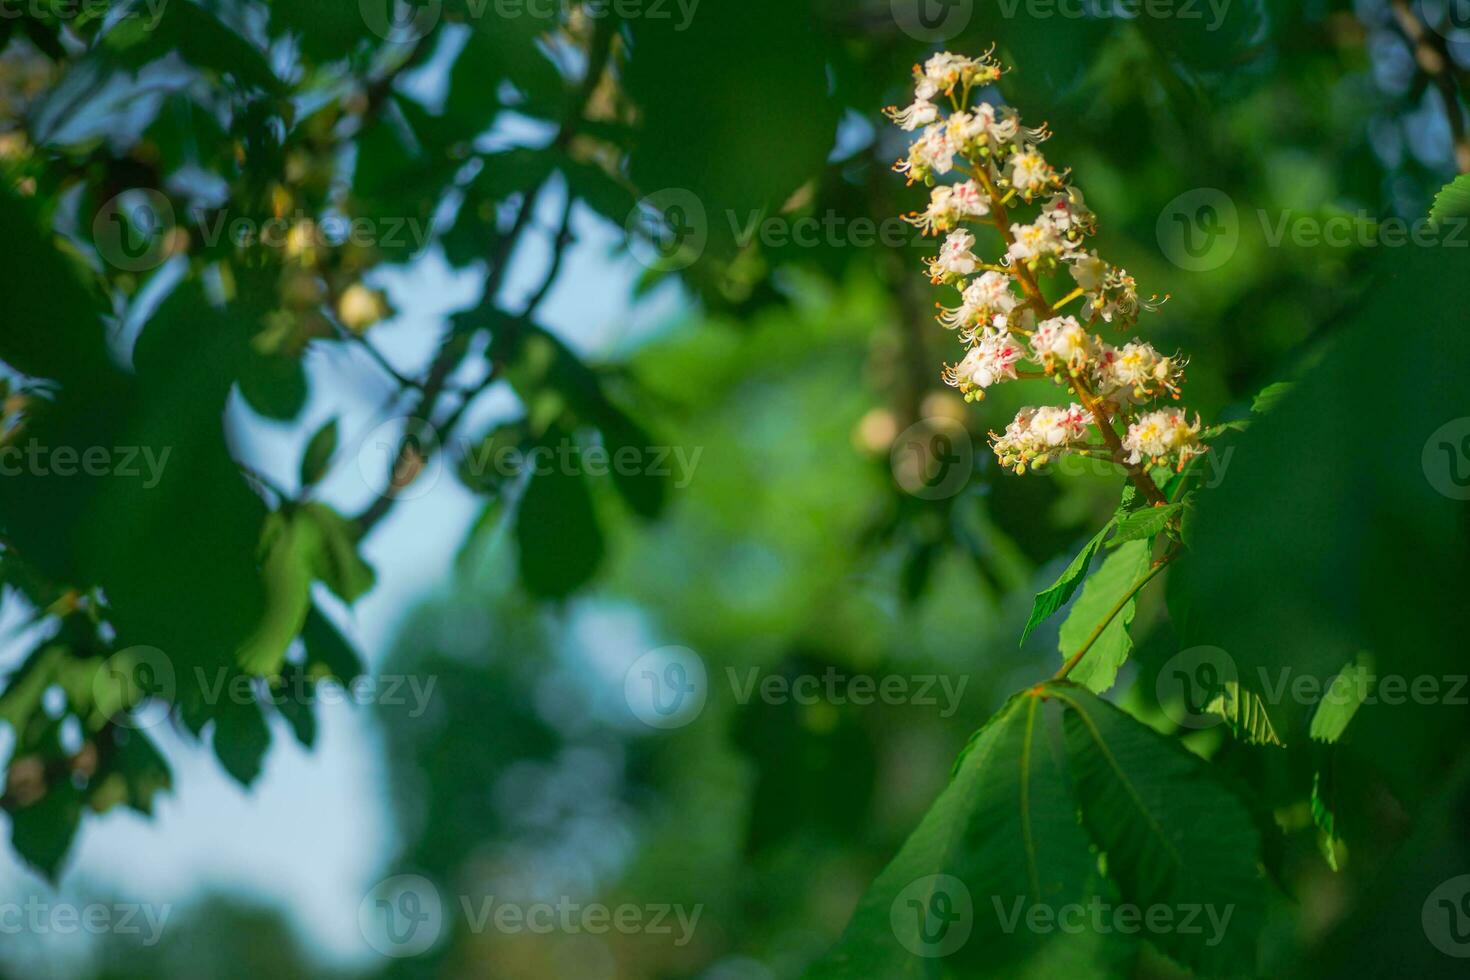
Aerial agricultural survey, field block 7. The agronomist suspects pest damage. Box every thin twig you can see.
[353,18,617,534]
[1389,0,1470,173]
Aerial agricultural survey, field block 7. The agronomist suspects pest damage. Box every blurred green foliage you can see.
[1,0,1469,978]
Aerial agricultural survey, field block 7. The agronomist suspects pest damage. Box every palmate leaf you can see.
[806,692,1122,980]
[1054,685,1266,977]
[1058,540,1152,694]
[810,685,1268,978]
[1021,520,1115,644]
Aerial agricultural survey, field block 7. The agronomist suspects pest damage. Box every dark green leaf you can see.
[1056,684,1266,976]
[302,606,364,684]
[1021,521,1115,645]
[515,429,604,598]
[212,696,272,787]
[299,417,340,489]
[807,692,1120,979]
[9,779,83,881]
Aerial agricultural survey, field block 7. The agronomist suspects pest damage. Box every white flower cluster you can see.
[991,404,1092,470]
[887,50,1206,476]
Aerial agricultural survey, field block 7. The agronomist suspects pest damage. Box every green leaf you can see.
[602,412,670,519]
[212,696,272,787]
[1058,540,1151,694]
[238,350,310,422]
[237,511,317,676]
[1200,419,1251,440]
[1054,685,1266,976]
[515,429,605,599]
[806,693,1117,979]
[0,645,67,732]
[1250,382,1293,415]
[299,503,376,604]
[1429,173,1470,226]
[1309,655,1374,744]
[1310,769,1342,872]
[273,664,317,749]
[299,418,340,489]
[1110,504,1181,545]
[1206,680,1285,747]
[302,606,364,684]
[1172,244,1470,780]
[9,779,84,882]
[1021,521,1115,645]
[267,0,373,62]
[0,187,111,387]
[105,0,284,95]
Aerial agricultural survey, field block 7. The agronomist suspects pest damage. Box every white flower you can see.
[1008,147,1059,198]
[1069,251,1107,291]
[905,180,989,235]
[970,270,1018,314]
[886,97,939,131]
[1088,266,1144,323]
[1030,315,1092,370]
[1123,409,1205,468]
[1043,187,1094,236]
[939,270,1019,331]
[950,180,989,218]
[927,229,980,282]
[991,402,1091,470]
[1006,220,1067,264]
[1030,404,1091,446]
[918,51,1001,96]
[895,124,955,183]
